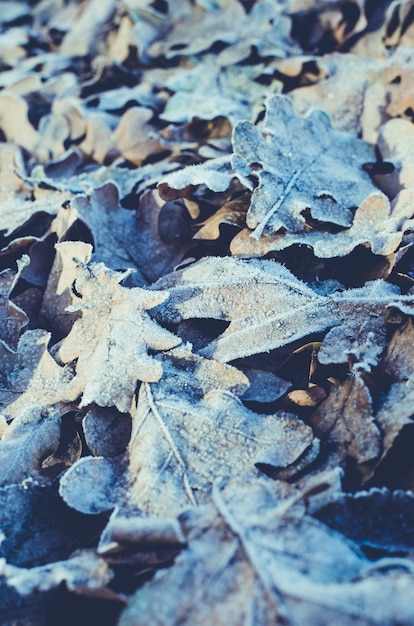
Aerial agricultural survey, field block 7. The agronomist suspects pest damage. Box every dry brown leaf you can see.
[132,189,194,283]
[311,373,381,469]
[112,107,165,166]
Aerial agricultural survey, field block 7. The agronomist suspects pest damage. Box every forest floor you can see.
[1,1,414,625]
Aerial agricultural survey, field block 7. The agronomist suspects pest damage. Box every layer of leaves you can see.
[1,0,414,624]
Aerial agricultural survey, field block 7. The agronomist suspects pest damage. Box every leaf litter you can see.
[0,1,414,624]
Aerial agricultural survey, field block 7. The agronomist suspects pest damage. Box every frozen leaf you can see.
[2,550,113,598]
[232,189,414,259]
[240,368,291,403]
[317,313,387,372]
[60,348,314,517]
[69,183,146,272]
[120,478,414,626]
[158,156,235,199]
[311,374,381,469]
[40,241,93,340]
[161,57,282,125]
[57,261,181,412]
[0,259,28,349]
[0,405,60,488]
[151,256,414,363]
[232,95,376,238]
[0,329,71,420]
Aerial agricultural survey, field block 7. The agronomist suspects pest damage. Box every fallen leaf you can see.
[231,190,414,260]
[119,477,414,626]
[0,405,61,487]
[151,256,414,363]
[59,348,314,518]
[56,261,181,412]
[0,329,71,420]
[232,94,376,238]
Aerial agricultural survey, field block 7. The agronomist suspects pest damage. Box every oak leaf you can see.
[232,95,376,238]
[151,256,414,363]
[59,348,314,518]
[56,261,181,412]
[119,477,414,626]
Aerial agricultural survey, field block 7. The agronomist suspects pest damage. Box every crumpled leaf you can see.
[120,477,414,626]
[59,348,315,518]
[56,261,181,412]
[132,189,194,283]
[310,373,381,471]
[231,190,414,260]
[69,183,146,272]
[232,94,376,238]
[0,405,61,488]
[1,550,113,598]
[150,256,414,363]
[0,329,72,420]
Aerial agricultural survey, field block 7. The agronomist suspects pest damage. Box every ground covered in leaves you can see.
[1,0,414,624]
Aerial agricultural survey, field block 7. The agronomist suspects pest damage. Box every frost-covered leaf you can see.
[40,241,93,340]
[0,405,61,487]
[57,261,181,412]
[59,348,314,517]
[232,95,376,238]
[69,183,147,272]
[315,488,414,556]
[151,256,414,363]
[161,57,282,125]
[0,329,71,419]
[231,190,414,259]
[2,550,113,597]
[120,477,414,626]
[158,156,235,199]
